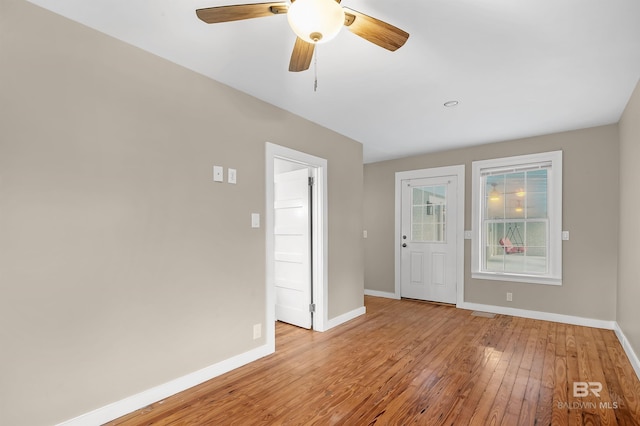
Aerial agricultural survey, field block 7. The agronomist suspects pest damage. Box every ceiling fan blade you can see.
[343,8,409,51]
[289,37,315,72]
[196,2,288,24]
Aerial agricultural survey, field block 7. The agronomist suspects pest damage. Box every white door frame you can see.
[266,143,328,351]
[394,165,465,306]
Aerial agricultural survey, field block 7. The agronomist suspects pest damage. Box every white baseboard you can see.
[457,301,616,330]
[57,344,273,426]
[364,289,399,299]
[53,303,640,425]
[323,306,366,331]
[614,322,640,381]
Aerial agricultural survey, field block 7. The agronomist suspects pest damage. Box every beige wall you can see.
[364,125,619,321]
[0,1,363,425]
[618,79,640,358]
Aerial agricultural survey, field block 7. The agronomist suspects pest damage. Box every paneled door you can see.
[274,167,312,329]
[400,175,458,303]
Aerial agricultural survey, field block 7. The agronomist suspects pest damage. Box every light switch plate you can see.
[213,166,224,182]
[251,213,260,228]
[464,230,472,239]
[562,231,570,240]
[228,168,237,184]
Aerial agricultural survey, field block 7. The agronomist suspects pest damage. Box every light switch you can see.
[251,213,260,228]
[464,230,472,240]
[213,166,224,182]
[562,231,570,241]
[228,168,237,184]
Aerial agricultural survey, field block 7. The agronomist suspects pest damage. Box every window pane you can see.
[485,170,548,220]
[413,187,423,205]
[525,221,547,247]
[411,185,446,242]
[485,176,504,219]
[526,170,547,218]
[484,222,505,271]
[412,206,423,224]
[526,192,547,219]
[484,220,549,275]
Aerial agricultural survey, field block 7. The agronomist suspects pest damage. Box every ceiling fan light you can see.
[287,0,345,44]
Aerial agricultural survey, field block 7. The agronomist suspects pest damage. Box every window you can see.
[411,185,446,243]
[471,151,563,285]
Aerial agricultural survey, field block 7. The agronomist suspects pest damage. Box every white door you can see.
[274,167,312,329]
[400,175,458,303]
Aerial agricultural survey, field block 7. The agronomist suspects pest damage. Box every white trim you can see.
[471,271,562,286]
[364,289,399,299]
[614,322,640,380]
[266,143,328,336]
[324,306,367,330]
[394,165,465,304]
[56,345,272,426]
[457,301,615,330]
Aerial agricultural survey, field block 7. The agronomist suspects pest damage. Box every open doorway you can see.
[265,143,328,351]
[273,159,313,329]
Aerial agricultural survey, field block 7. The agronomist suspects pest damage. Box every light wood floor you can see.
[109,296,640,425]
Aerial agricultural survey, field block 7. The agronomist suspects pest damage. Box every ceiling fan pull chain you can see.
[313,46,318,92]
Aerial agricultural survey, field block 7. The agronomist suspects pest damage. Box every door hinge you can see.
[308,176,314,186]
[309,303,316,313]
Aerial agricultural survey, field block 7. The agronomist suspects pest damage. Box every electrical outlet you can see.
[253,323,262,340]
[213,166,223,182]
[506,292,513,302]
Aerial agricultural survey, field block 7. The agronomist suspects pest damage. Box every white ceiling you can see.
[27,0,640,163]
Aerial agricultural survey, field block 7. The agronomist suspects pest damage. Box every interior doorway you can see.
[266,143,328,350]
[273,160,313,328]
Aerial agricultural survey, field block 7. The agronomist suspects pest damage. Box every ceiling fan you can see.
[196,0,409,72]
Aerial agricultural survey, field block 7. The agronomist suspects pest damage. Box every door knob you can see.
[402,243,407,248]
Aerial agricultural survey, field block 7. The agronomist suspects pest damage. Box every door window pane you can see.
[411,185,446,242]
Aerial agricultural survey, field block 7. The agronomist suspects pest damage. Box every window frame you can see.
[471,151,563,285]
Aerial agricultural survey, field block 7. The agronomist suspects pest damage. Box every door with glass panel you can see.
[400,176,458,303]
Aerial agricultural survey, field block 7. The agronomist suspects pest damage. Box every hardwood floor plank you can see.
[454,316,522,424]
[604,332,640,424]
[426,315,506,424]
[535,321,557,425]
[107,297,640,426]
[592,327,640,425]
[516,319,548,425]
[483,316,530,424]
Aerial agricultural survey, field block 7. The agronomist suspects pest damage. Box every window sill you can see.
[472,271,562,286]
